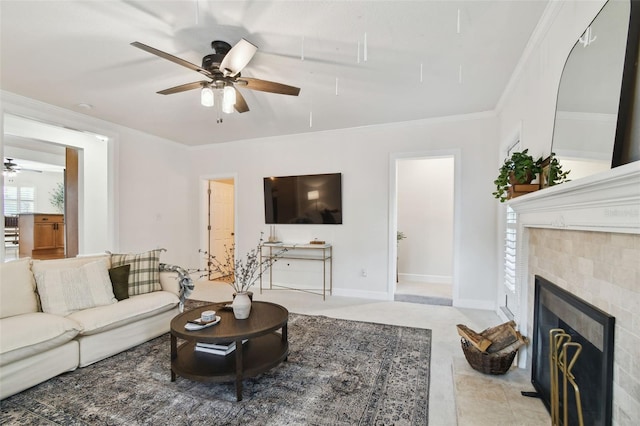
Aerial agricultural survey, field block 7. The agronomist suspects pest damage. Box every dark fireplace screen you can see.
[532,276,615,426]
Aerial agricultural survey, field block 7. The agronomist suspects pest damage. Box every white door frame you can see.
[388,149,461,302]
[199,173,238,273]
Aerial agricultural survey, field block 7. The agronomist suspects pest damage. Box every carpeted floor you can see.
[1,303,432,425]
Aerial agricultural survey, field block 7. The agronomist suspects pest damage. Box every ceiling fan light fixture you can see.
[201,86,214,107]
[222,85,236,114]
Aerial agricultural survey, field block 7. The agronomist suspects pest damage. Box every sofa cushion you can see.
[34,259,117,316]
[0,258,38,319]
[109,264,130,301]
[110,249,163,296]
[0,312,81,366]
[67,290,179,336]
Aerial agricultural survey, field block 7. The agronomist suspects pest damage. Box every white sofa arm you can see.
[159,271,181,295]
[158,263,195,312]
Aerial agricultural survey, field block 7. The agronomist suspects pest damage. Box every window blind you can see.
[504,205,517,292]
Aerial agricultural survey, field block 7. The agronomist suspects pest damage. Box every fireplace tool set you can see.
[550,328,584,426]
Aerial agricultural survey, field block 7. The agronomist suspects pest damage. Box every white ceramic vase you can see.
[232,291,252,319]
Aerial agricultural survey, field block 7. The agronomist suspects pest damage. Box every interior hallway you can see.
[395,277,453,306]
[190,280,548,425]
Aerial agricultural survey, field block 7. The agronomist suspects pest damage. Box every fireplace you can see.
[531,275,615,426]
[506,163,639,424]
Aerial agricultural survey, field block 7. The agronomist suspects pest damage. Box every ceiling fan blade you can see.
[238,77,300,96]
[234,88,249,113]
[219,39,258,77]
[157,81,207,95]
[131,41,212,78]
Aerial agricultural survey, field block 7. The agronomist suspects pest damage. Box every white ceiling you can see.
[0,0,549,147]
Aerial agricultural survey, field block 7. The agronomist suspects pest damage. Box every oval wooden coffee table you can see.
[170,301,289,401]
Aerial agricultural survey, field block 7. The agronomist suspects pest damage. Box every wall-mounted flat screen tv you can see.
[264,173,342,224]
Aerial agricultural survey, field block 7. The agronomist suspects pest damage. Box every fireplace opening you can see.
[531,275,615,426]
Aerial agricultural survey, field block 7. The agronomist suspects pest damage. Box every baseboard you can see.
[453,298,495,310]
[398,273,452,284]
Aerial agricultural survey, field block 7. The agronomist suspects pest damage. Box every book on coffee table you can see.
[195,339,248,356]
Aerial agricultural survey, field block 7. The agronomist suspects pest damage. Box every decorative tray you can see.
[184,316,221,331]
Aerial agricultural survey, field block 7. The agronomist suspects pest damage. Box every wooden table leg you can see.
[282,323,289,361]
[170,334,177,382]
[235,338,243,401]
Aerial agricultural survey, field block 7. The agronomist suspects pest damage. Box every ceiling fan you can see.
[131,39,301,121]
[3,158,42,176]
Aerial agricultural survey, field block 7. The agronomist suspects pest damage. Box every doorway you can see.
[1,104,113,261]
[3,138,78,260]
[207,178,235,280]
[392,154,456,305]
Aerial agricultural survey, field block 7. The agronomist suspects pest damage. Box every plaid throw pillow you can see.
[109,249,164,296]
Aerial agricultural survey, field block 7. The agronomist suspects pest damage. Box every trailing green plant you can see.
[49,182,64,213]
[492,149,542,202]
[545,153,571,186]
[397,231,406,243]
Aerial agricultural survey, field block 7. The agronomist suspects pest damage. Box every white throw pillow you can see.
[35,259,117,316]
[0,258,38,319]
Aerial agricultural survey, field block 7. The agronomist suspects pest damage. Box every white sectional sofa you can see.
[0,252,189,400]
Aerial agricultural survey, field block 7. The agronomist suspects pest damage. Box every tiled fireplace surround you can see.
[509,162,640,425]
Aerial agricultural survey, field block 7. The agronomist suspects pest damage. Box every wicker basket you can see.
[460,338,517,375]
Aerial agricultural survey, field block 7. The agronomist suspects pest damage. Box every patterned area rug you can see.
[1,300,431,425]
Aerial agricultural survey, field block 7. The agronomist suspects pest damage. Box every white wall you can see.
[495,0,610,312]
[1,87,499,308]
[115,126,194,266]
[397,156,454,283]
[189,114,498,305]
[498,1,608,157]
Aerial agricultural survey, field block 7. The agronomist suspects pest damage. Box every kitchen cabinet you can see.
[19,214,65,259]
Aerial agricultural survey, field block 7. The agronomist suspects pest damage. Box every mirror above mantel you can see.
[551,0,639,182]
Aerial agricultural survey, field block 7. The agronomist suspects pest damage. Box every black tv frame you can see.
[263,172,343,225]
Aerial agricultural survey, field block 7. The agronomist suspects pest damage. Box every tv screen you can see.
[264,173,342,224]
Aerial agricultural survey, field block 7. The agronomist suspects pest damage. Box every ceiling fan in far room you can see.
[3,158,42,177]
[131,39,301,123]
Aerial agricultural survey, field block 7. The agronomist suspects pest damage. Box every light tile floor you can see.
[190,280,549,425]
[396,279,453,300]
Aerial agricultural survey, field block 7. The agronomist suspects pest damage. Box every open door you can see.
[208,179,235,280]
[64,147,79,257]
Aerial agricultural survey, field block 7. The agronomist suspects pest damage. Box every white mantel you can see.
[502,161,639,369]
[508,161,640,234]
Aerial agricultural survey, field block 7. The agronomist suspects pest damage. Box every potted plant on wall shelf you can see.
[492,149,542,202]
[540,152,571,188]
